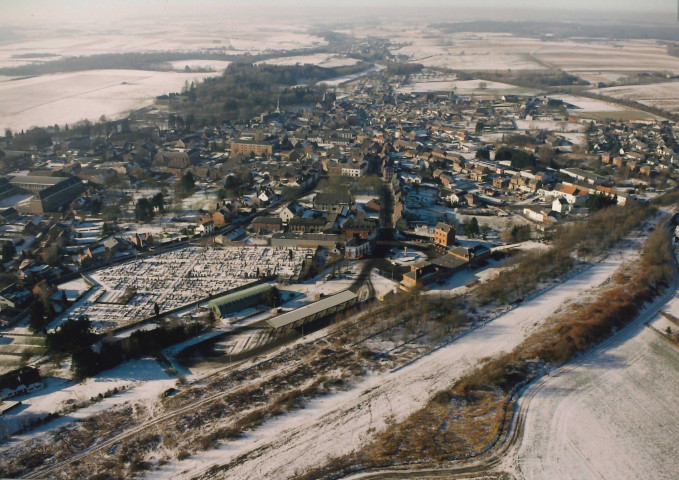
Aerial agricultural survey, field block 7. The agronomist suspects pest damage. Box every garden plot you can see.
[55,246,314,332]
[507,299,679,480]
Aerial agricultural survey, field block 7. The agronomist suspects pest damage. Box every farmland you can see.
[595,81,679,115]
[508,299,679,480]
[0,69,218,132]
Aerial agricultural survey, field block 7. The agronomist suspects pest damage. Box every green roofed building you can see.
[208,283,273,318]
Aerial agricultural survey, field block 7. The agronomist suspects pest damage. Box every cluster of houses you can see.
[0,65,678,325]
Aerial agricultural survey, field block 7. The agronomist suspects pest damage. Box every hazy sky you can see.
[2,0,676,27]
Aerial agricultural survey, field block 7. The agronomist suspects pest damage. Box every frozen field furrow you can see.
[507,298,679,480]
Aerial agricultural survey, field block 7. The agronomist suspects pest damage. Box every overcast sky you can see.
[2,0,676,27]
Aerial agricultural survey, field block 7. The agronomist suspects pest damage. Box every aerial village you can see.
[0,64,677,406]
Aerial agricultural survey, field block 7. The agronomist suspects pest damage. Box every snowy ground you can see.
[0,69,220,131]
[534,39,679,74]
[144,231,642,480]
[166,60,231,72]
[258,53,359,68]
[548,93,628,112]
[506,294,679,480]
[0,358,173,441]
[396,79,535,96]
[319,64,384,87]
[595,81,679,115]
[388,33,547,71]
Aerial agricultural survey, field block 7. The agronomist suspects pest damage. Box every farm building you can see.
[267,290,358,331]
[208,284,274,318]
[0,367,42,400]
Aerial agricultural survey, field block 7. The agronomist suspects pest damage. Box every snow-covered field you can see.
[534,39,679,73]
[389,33,547,71]
[0,69,218,131]
[0,358,173,441]
[166,60,231,72]
[145,235,641,479]
[0,25,324,68]
[258,53,360,68]
[507,295,679,480]
[549,93,627,112]
[595,81,679,114]
[319,64,384,87]
[397,79,535,96]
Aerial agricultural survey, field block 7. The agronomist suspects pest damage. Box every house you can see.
[279,201,303,223]
[401,255,468,289]
[345,236,372,259]
[363,199,381,215]
[130,232,154,249]
[434,222,456,247]
[314,192,353,213]
[0,284,32,310]
[251,216,283,232]
[0,367,42,400]
[196,220,215,235]
[552,197,572,214]
[555,184,589,205]
[230,139,273,156]
[523,206,554,223]
[341,162,368,178]
[448,244,491,265]
[493,177,510,189]
[258,189,278,205]
[343,216,379,240]
[289,217,326,234]
[212,209,231,226]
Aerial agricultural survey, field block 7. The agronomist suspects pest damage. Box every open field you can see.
[594,81,679,115]
[389,33,547,71]
[145,233,643,480]
[0,358,173,440]
[0,69,218,131]
[397,79,537,96]
[53,246,314,332]
[258,53,360,68]
[533,39,679,74]
[166,60,232,72]
[507,296,679,480]
[548,93,659,121]
[0,24,325,68]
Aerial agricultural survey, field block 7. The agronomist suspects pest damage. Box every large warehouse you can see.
[208,283,274,319]
[267,290,358,331]
[9,175,85,213]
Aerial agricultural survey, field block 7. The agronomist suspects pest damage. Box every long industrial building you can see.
[8,175,85,213]
[208,283,274,319]
[267,290,358,331]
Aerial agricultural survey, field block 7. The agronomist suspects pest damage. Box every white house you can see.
[196,220,215,235]
[552,197,572,214]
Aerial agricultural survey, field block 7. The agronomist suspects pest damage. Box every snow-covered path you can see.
[147,247,638,479]
[507,297,679,480]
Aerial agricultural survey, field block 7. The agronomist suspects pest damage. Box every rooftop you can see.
[267,290,357,329]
